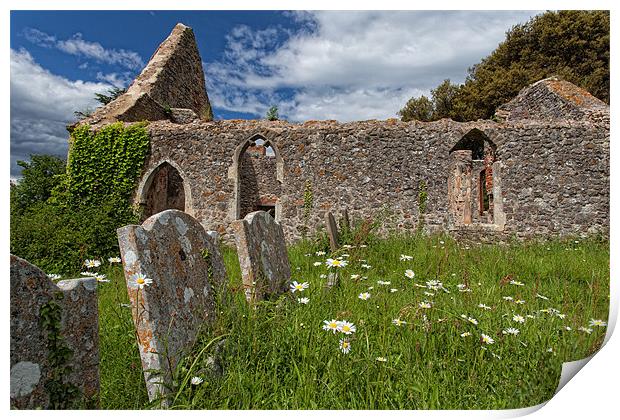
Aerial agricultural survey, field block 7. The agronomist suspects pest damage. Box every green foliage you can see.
[399,10,609,122]
[266,105,279,121]
[398,95,433,122]
[10,122,150,274]
[40,293,80,409]
[95,87,126,106]
[11,155,66,213]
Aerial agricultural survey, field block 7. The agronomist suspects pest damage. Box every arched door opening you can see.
[142,162,186,220]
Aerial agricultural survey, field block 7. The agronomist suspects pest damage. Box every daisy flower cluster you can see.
[322,319,357,354]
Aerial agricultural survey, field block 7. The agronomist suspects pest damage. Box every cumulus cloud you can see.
[205,10,538,121]
[10,48,111,177]
[24,27,144,70]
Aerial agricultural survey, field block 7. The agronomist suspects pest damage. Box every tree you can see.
[266,105,279,121]
[398,95,433,122]
[399,10,609,122]
[11,155,66,212]
[94,87,126,105]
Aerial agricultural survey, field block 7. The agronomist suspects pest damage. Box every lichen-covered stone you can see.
[116,209,226,402]
[10,255,99,409]
[232,211,291,302]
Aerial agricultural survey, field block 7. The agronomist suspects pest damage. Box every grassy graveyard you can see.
[92,233,608,410]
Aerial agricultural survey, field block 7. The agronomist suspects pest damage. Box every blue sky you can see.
[10,10,539,177]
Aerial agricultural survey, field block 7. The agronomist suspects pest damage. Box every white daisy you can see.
[290,281,310,293]
[515,299,526,305]
[315,251,326,256]
[589,319,607,327]
[503,296,514,301]
[478,303,492,310]
[350,274,360,280]
[322,319,340,333]
[128,273,153,289]
[358,292,371,300]
[400,254,413,261]
[108,257,121,263]
[47,273,61,281]
[80,271,98,277]
[509,280,525,286]
[361,264,372,269]
[512,315,525,324]
[503,327,520,336]
[339,339,351,354]
[405,269,415,279]
[426,280,443,291]
[579,327,593,334]
[460,332,472,337]
[536,293,549,301]
[392,318,407,326]
[424,291,435,297]
[297,297,310,304]
[84,259,101,268]
[419,301,432,309]
[319,274,327,279]
[95,274,109,283]
[191,376,203,385]
[326,258,348,268]
[376,357,388,362]
[313,262,323,267]
[338,320,357,335]
[389,288,398,293]
[377,280,391,285]
[480,334,495,345]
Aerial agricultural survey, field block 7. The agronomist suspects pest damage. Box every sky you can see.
[9,10,540,178]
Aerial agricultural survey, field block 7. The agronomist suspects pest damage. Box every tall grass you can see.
[93,234,609,409]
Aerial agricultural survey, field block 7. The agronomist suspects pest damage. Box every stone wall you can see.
[136,117,609,243]
[238,145,281,218]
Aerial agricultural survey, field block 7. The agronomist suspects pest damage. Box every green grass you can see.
[91,234,609,409]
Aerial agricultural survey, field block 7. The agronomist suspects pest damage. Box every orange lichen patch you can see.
[136,325,155,353]
[297,143,305,152]
[546,80,605,108]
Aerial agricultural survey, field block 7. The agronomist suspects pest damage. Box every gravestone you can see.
[325,211,340,251]
[232,211,291,302]
[117,209,227,402]
[342,208,351,231]
[10,255,99,409]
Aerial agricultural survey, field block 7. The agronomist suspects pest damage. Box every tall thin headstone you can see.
[325,211,340,252]
[10,255,99,409]
[232,211,291,302]
[117,209,226,402]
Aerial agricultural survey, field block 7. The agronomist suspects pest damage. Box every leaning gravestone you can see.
[117,209,227,402]
[232,211,291,302]
[10,255,99,409]
[325,211,340,252]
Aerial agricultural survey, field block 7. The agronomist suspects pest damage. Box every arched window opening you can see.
[142,162,186,220]
[237,135,281,220]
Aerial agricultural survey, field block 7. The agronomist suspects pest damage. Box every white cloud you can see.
[24,28,144,70]
[10,48,112,177]
[95,71,132,88]
[205,11,539,121]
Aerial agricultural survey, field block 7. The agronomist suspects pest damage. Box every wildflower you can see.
[80,271,98,277]
[478,303,491,310]
[316,251,326,256]
[424,291,435,297]
[359,244,367,248]
[358,292,371,300]
[503,327,520,336]
[322,319,340,333]
[339,339,351,354]
[564,326,572,331]
[95,274,109,283]
[326,258,348,268]
[515,299,526,305]
[480,334,495,345]
[313,262,323,267]
[108,257,121,263]
[343,245,352,249]
[342,253,350,258]
[351,274,360,280]
[84,259,101,268]
[129,273,153,289]
[405,269,415,279]
[413,283,426,288]
[190,376,203,385]
[298,297,310,304]
[439,240,445,245]
[400,254,413,261]
[536,293,549,301]
[460,332,472,337]
[502,296,514,301]
[509,280,524,286]
[319,274,327,279]
[47,274,61,281]
[290,281,310,293]
[361,264,372,269]
[338,320,357,335]
[392,318,407,326]
[579,327,593,334]
[419,301,432,309]
[377,280,391,285]
[468,317,479,325]
[547,347,554,353]
[376,357,387,362]
[456,284,468,290]
[426,280,443,291]
[389,288,398,293]
[512,315,525,324]
[589,319,607,327]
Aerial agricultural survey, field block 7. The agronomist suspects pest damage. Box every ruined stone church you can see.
[75,23,610,242]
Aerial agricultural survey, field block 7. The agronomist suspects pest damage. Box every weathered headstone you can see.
[325,211,340,252]
[117,209,227,402]
[342,208,351,231]
[232,211,291,302]
[10,255,99,409]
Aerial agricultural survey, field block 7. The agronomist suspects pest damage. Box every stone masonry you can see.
[74,24,610,244]
[10,255,99,409]
[117,209,227,402]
